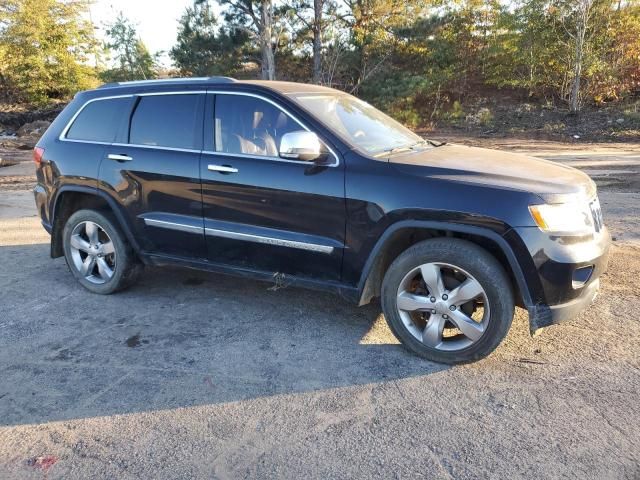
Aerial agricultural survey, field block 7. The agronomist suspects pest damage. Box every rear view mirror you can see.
[279,131,323,161]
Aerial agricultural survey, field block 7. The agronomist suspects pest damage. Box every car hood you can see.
[389,144,596,204]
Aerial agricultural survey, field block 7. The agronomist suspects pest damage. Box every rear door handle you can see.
[108,153,133,162]
[208,164,238,174]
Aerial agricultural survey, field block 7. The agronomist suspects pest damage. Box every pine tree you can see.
[171,0,249,77]
[0,0,99,103]
[101,12,158,82]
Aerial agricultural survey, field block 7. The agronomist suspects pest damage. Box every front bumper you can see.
[513,226,610,332]
[548,277,600,323]
[527,278,600,331]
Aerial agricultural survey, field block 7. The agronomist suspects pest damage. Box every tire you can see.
[381,238,515,364]
[62,209,142,294]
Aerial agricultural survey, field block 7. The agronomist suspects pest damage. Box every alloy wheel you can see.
[69,221,116,284]
[396,262,489,351]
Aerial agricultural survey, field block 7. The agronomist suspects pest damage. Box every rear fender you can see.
[50,185,142,257]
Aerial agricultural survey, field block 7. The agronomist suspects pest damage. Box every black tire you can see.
[62,209,142,294]
[381,238,515,364]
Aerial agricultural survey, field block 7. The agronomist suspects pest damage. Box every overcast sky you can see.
[89,0,198,66]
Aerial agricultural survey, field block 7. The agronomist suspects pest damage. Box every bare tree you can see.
[312,0,324,83]
[221,0,276,80]
[259,0,276,79]
[567,0,596,114]
[285,0,328,83]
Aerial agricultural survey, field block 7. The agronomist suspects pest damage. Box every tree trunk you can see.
[569,0,592,114]
[259,0,275,80]
[569,24,585,114]
[312,0,323,84]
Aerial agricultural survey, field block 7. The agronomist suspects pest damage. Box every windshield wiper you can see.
[407,140,428,149]
[388,145,414,154]
[373,145,412,157]
[407,139,446,149]
[375,139,444,157]
[386,141,427,155]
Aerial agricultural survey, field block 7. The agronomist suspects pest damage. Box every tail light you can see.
[33,146,45,165]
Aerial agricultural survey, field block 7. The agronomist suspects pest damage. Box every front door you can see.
[200,92,346,281]
[99,91,206,259]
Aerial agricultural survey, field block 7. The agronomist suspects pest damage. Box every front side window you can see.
[290,92,427,156]
[214,94,300,158]
[66,97,130,143]
[129,94,201,149]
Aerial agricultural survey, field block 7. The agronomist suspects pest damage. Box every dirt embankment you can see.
[416,88,640,143]
[0,104,64,133]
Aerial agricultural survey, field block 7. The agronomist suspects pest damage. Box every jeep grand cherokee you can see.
[33,77,610,363]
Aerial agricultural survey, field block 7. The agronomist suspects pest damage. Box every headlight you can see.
[529,202,593,234]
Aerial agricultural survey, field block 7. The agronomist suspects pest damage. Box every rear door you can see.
[200,91,346,281]
[99,91,207,259]
[57,96,134,191]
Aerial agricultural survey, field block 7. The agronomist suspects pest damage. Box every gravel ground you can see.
[0,140,638,479]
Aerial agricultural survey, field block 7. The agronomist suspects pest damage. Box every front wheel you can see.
[62,209,142,294]
[381,238,515,364]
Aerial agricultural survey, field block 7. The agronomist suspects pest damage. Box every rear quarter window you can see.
[129,94,201,150]
[65,97,131,143]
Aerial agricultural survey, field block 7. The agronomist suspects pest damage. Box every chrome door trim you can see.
[208,164,239,173]
[202,150,322,166]
[58,91,207,142]
[143,218,203,234]
[204,227,334,254]
[58,89,342,168]
[59,138,112,146]
[59,93,133,141]
[60,140,203,155]
[141,214,337,253]
[112,143,202,154]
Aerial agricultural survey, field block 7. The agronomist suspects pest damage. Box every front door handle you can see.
[108,153,133,162]
[208,164,238,174]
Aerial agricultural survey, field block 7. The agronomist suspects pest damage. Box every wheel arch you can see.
[357,220,538,311]
[50,186,141,258]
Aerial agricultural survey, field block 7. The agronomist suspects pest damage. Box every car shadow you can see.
[0,243,451,427]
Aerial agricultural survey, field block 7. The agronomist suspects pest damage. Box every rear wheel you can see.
[381,238,514,364]
[63,209,141,294]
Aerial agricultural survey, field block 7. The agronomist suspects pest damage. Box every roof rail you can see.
[98,76,237,89]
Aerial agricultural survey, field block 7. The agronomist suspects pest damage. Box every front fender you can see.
[356,219,542,315]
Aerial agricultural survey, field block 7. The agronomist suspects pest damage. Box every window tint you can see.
[215,95,300,157]
[66,97,130,142]
[130,94,201,149]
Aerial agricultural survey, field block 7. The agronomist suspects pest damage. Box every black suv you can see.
[34,77,610,363]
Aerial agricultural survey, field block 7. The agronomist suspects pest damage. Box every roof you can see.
[238,80,342,95]
[97,77,343,95]
[98,76,236,89]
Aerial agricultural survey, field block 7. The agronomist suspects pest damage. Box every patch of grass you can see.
[543,122,566,133]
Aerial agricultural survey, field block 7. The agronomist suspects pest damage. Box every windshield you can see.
[289,92,427,156]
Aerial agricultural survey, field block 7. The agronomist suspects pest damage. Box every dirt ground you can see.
[0,138,638,479]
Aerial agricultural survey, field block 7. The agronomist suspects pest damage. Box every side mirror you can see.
[279,131,323,162]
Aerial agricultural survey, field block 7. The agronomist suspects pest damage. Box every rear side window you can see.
[65,97,130,142]
[129,94,201,149]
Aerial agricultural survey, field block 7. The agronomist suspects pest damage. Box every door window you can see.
[214,95,299,157]
[130,94,201,149]
[66,97,131,143]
